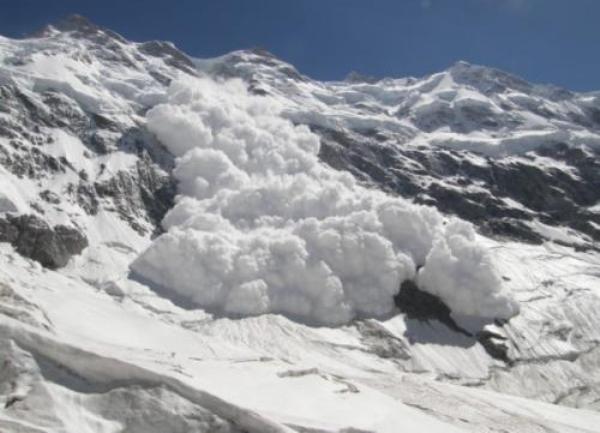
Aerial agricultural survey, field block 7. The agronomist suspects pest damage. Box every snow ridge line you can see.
[0,317,297,433]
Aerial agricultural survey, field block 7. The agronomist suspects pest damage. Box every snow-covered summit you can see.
[35,14,124,40]
[1,16,600,432]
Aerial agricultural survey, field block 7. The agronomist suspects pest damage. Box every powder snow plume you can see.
[130,76,518,325]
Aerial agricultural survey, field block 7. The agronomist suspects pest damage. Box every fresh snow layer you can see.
[131,77,518,325]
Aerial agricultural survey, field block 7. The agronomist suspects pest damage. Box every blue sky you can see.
[1,0,598,90]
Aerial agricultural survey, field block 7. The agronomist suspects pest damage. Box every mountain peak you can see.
[33,14,126,43]
[53,14,97,32]
[344,71,380,84]
[444,59,534,94]
[447,59,494,76]
[450,59,473,69]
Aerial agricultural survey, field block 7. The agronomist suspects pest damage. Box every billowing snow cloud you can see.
[417,220,516,318]
[131,76,518,325]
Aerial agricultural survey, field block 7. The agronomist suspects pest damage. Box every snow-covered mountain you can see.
[2,15,600,432]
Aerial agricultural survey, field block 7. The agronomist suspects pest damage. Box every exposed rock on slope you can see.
[0,214,87,268]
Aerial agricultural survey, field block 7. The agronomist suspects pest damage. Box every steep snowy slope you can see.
[1,15,600,432]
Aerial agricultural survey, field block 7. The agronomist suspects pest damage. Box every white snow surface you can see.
[3,240,600,433]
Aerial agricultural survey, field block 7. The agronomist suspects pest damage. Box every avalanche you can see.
[3,16,600,432]
[131,76,518,325]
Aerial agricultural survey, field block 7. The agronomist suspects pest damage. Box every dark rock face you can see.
[315,124,600,246]
[356,320,411,359]
[94,156,176,235]
[0,79,177,239]
[477,329,511,363]
[394,280,513,361]
[394,280,471,337]
[138,41,198,76]
[0,214,87,269]
[210,48,306,85]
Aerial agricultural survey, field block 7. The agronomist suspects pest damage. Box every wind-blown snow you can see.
[131,76,518,325]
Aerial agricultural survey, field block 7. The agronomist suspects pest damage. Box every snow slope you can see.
[3,244,600,432]
[1,15,600,432]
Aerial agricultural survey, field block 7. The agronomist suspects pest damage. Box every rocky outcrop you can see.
[315,124,600,246]
[0,75,177,239]
[0,214,87,269]
[394,280,472,337]
[476,329,511,363]
[93,156,176,235]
